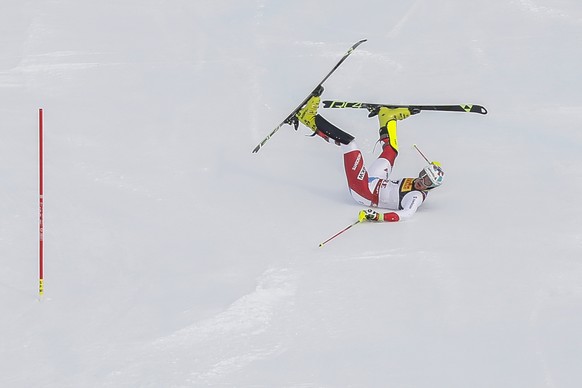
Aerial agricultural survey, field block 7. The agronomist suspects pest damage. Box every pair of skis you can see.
[251,39,368,153]
[251,39,488,154]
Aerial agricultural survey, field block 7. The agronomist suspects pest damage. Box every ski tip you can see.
[469,104,488,114]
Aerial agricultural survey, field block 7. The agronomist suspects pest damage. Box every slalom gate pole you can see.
[319,220,361,248]
[39,108,44,297]
[412,144,431,164]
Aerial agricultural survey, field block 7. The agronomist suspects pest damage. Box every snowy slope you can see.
[1,1,582,387]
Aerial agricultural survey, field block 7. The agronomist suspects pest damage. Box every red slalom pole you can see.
[39,108,44,297]
[319,220,361,247]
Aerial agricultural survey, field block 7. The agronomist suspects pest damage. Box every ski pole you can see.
[319,220,361,247]
[412,144,431,164]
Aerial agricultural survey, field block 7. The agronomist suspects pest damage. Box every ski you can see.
[322,100,488,115]
[252,39,367,153]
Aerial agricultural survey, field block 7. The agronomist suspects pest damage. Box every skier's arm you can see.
[359,192,424,223]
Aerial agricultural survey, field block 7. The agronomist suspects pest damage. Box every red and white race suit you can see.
[341,142,428,222]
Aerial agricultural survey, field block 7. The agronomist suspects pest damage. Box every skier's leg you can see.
[367,107,409,179]
[367,144,397,180]
[341,142,377,206]
[314,115,355,145]
[296,95,354,145]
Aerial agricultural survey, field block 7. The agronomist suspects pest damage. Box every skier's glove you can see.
[358,209,381,222]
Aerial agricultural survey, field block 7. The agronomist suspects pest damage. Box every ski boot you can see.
[377,107,410,152]
[295,85,324,131]
[295,95,320,131]
[295,86,354,145]
[378,107,411,127]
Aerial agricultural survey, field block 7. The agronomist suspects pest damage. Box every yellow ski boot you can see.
[378,107,411,127]
[377,107,411,152]
[296,95,321,132]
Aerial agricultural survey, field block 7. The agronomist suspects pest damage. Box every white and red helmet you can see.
[418,163,444,189]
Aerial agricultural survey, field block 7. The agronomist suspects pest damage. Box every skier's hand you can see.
[358,209,380,222]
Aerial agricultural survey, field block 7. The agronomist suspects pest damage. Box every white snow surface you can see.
[2,1,582,387]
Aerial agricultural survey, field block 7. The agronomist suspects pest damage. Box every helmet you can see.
[418,163,444,189]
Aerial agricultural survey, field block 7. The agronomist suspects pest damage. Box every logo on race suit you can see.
[351,154,361,171]
[357,166,366,180]
[407,197,417,210]
[401,178,414,192]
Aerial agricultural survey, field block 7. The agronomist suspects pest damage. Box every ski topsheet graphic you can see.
[322,100,488,115]
[252,39,367,154]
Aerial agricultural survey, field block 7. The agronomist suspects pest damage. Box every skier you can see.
[295,87,444,222]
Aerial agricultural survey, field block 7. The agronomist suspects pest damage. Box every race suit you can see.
[341,141,428,222]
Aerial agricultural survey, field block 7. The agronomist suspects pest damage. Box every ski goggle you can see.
[419,173,435,188]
